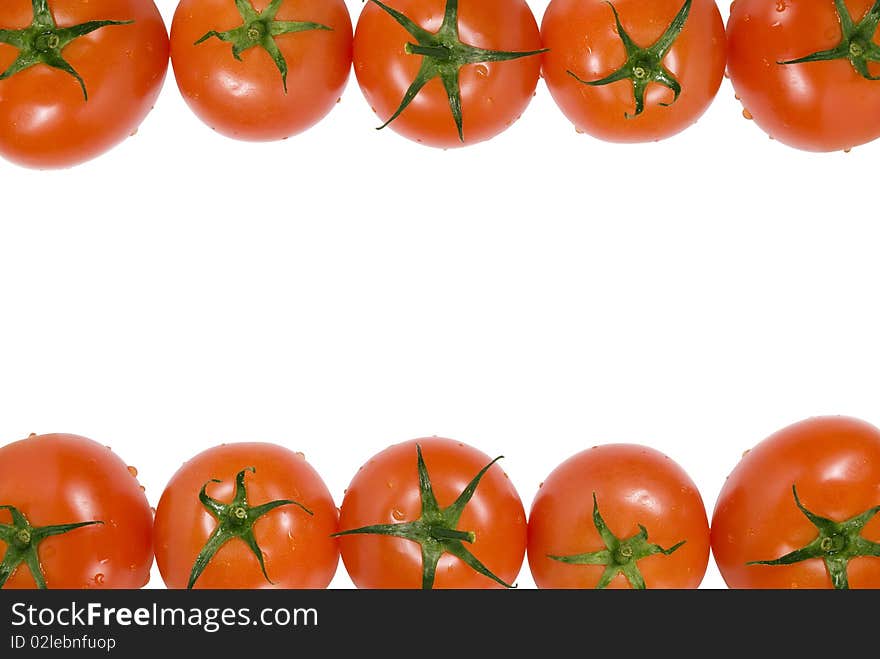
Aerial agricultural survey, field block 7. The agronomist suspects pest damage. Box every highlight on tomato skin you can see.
[540,0,726,143]
[711,416,880,589]
[336,437,527,589]
[0,0,170,169]
[528,444,710,589]
[352,0,545,148]
[0,433,154,589]
[153,442,339,589]
[726,0,880,152]
[170,0,353,142]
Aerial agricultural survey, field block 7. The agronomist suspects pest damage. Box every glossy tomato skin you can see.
[0,0,169,169]
[541,0,725,142]
[154,443,338,589]
[339,437,527,588]
[353,0,543,148]
[727,0,880,152]
[0,433,153,589]
[712,416,880,589]
[170,0,352,141]
[528,444,710,588]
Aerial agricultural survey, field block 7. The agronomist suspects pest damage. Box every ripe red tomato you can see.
[528,444,710,589]
[0,0,169,169]
[712,416,880,589]
[170,0,352,141]
[727,0,880,152]
[541,0,725,142]
[337,437,527,588]
[353,0,544,147]
[154,443,338,589]
[0,433,153,589]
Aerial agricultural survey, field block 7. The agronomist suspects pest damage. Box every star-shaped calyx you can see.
[0,505,102,589]
[568,0,692,118]
[0,0,132,100]
[748,485,880,590]
[188,466,312,589]
[368,0,547,141]
[334,444,514,589]
[195,0,332,93]
[779,0,880,79]
[548,493,685,589]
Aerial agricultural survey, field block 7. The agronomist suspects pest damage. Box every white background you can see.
[2,0,879,589]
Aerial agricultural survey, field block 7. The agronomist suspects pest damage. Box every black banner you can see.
[0,589,867,655]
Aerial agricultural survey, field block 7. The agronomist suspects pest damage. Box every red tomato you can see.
[337,437,527,588]
[0,433,153,589]
[353,0,544,147]
[541,0,726,142]
[712,416,880,589]
[0,0,169,169]
[727,0,880,152]
[154,443,339,589]
[528,444,710,589]
[170,0,352,141]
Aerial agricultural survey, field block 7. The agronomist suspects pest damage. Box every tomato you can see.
[528,444,710,589]
[712,416,880,589]
[154,443,338,589]
[727,0,880,152]
[541,0,725,142]
[352,0,544,147]
[170,0,352,141]
[337,437,526,588]
[0,0,169,169]
[0,433,153,589]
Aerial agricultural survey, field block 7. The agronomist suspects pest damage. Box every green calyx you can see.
[369,0,547,141]
[779,0,880,80]
[747,485,880,590]
[568,0,692,119]
[187,466,312,589]
[195,0,332,93]
[0,0,132,101]
[334,444,515,589]
[0,505,102,589]
[548,493,685,589]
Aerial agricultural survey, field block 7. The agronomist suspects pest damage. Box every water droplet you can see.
[28,432,37,438]
[94,573,105,585]
[844,147,852,154]
[775,0,786,11]
[475,64,489,78]
[386,481,394,489]
[295,451,305,459]
[539,481,544,488]
[742,108,753,120]
[741,448,751,457]
[100,558,110,565]
[127,466,138,477]
[391,508,406,521]
[139,485,145,492]
[150,508,156,516]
